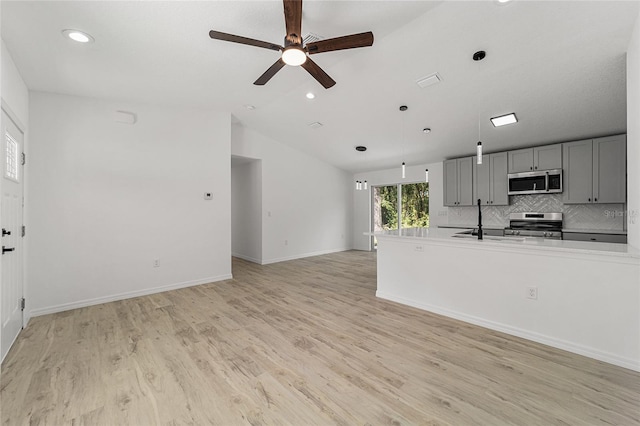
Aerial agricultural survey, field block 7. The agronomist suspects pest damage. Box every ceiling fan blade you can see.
[301,58,336,89]
[283,0,303,45]
[254,58,286,85]
[306,31,374,55]
[209,30,282,51]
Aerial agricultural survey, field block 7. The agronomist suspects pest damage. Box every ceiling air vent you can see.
[308,122,323,129]
[303,33,323,44]
[416,72,442,89]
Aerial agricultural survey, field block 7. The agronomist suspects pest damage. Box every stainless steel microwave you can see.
[507,169,563,195]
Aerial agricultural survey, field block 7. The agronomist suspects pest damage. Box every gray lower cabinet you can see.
[563,232,627,244]
[507,144,562,173]
[563,135,626,204]
[473,152,508,205]
[444,157,473,206]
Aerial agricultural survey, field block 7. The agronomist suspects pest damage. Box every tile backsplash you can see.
[447,194,625,230]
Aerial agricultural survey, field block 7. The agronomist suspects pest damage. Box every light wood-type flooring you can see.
[2,251,639,425]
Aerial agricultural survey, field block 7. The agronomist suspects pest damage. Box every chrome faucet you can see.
[477,198,483,240]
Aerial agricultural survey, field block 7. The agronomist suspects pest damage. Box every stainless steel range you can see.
[504,212,563,239]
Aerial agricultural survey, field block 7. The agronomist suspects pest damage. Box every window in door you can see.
[401,182,429,228]
[373,185,398,232]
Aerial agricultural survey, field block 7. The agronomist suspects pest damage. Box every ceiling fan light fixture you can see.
[282,46,307,66]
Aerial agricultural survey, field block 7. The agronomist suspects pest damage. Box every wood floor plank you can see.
[2,250,639,425]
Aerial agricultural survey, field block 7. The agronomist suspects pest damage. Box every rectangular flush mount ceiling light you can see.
[490,112,518,127]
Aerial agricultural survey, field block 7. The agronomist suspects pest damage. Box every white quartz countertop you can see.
[367,228,640,260]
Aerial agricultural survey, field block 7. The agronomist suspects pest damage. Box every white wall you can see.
[231,158,262,263]
[627,10,640,248]
[1,41,29,128]
[231,124,352,264]
[352,162,444,251]
[27,92,232,316]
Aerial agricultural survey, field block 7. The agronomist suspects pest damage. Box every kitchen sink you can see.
[451,232,525,242]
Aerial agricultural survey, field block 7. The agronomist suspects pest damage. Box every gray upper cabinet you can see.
[534,144,563,170]
[490,152,509,205]
[507,148,534,173]
[563,139,593,204]
[593,135,626,204]
[473,152,508,206]
[563,135,626,204]
[444,157,473,206]
[508,144,562,173]
[443,159,459,206]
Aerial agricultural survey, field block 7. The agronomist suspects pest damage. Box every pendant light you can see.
[399,105,407,178]
[425,168,429,182]
[473,51,486,165]
[355,146,368,191]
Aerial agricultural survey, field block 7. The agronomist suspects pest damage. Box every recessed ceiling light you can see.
[497,0,513,4]
[491,113,518,127]
[473,50,486,61]
[355,146,367,152]
[306,92,315,99]
[62,29,94,43]
[244,104,256,110]
[423,128,431,134]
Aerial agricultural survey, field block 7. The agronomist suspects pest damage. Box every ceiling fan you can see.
[209,0,374,89]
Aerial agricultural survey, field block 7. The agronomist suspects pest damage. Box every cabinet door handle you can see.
[530,166,533,170]
[588,198,591,202]
[594,198,597,202]
[2,246,15,255]
[534,166,538,170]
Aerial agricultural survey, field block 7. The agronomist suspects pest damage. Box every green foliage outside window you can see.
[373,182,429,231]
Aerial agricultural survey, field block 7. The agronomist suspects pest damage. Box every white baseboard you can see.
[232,252,262,264]
[29,274,233,317]
[376,291,640,373]
[261,247,350,265]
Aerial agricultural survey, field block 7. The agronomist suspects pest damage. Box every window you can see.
[372,181,429,249]
[401,182,429,228]
[5,132,18,182]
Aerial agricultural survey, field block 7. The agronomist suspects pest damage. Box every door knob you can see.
[2,229,10,237]
[2,246,15,254]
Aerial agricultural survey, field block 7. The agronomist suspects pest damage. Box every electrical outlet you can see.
[153,259,160,268]
[415,245,424,252]
[526,286,538,299]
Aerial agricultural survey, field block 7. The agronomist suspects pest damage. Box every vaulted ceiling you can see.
[2,1,638,172]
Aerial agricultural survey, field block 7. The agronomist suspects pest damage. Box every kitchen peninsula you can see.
[370,228,640,371]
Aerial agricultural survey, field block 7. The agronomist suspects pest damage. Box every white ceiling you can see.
[2,1,639,173]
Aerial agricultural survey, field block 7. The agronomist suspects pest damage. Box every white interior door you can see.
[1,110,24,362]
